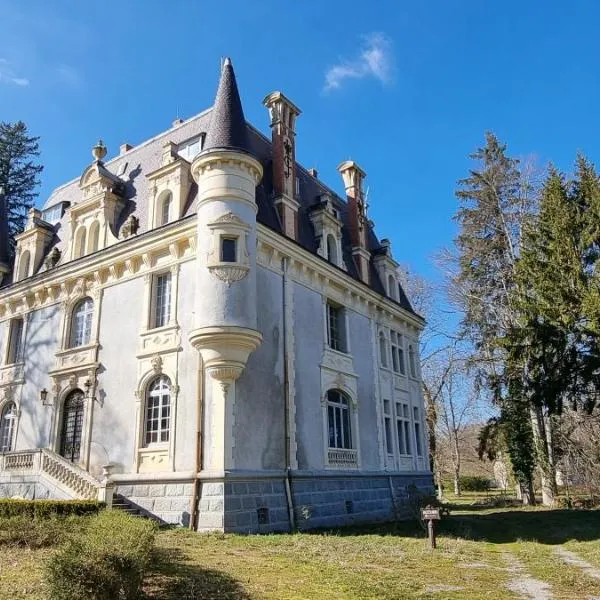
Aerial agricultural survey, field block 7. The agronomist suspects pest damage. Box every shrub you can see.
[556,495,600,510]
[0,515,84,549]
[0,499,103,519]
[459,476,492,492]
[46,510,157,600]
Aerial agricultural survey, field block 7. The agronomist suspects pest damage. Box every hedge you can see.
[45,509,157,600]
[0,499,104,519]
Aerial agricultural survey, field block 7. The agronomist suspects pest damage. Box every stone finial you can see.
[92,140,107,162]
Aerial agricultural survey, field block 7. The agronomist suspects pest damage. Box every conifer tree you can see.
[0,121,43,256]
[452,132,538,502]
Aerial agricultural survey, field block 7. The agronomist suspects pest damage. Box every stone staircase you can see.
[111,493,166,524]
[0,448,111,503]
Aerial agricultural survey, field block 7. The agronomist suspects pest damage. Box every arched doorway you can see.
[60,390,85,462]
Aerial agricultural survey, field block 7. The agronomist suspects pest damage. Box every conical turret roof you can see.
[0,187,10,269]
[203,58,250,154]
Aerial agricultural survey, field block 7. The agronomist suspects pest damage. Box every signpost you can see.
[421,505,441,549]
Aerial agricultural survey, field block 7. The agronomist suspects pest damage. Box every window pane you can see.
[0,403,16,452]
[328,405,335,448]
[342,406,351,449]
[70,299,93,348]
[396,419,405,454]
[415,422,422,456]
[221,238,237,262]
[144,376,171,445]
[404,421,411,455]
[8,319,24,363]
[153,273,172,329]
[384,417,393,454]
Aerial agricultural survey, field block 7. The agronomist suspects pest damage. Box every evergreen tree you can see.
[452,132,538,502]
[0,121,43,257]
[508,159,600,503]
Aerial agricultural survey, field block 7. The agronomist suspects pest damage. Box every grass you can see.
[2,498,600,599]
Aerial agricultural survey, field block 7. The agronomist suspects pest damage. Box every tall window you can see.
[413,406,423,456]
[160,192,172,226]
[326,301,346,352]
[327,389,352,450]
[395,401,411,455]
[7,318,24,364]
[88,221,100,254]
[408,344,417,378]
[18,251,30,281]
[326,234,338,265]
[70,298,94,348]
[388,275,396,300]
[151,273,172,329]
[60,391,84,462]
[379,331,388,368]
[383,399,393,456]
[0,403,16,452]
[390,331,405,375]
[144,376,171,445]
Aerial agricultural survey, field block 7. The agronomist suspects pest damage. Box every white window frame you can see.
[326,301,348,353]
[390,330,405,375]
[0,402,17,452]
[382,398,394,458]
[69,297,94,348]
[6,318,24,365]
[150,272,172,330]
[144,375,172,446]
[379,330,389,368]
[395,401,412,456]
[408,343,417,378]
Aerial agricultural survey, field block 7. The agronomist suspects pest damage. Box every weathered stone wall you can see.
[0,473,72,500]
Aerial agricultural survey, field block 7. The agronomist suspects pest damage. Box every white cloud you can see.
[324,33,393,93]
[0,58,29,86]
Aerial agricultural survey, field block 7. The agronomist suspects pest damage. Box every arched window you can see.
[18,251,30,281]
[74,227,87,259]
[144,375,171,445]
[70,297,94,348]
[87,221,100,254]
[379,331,388,368]
[159,191,172,226]
[326,234,338,265]
[0,403,17,452]
[60,390,84,462]
[388,275,396,300]
[327,389,353,449]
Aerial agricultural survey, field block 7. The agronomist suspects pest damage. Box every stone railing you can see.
[3,451,36,471]
[40,449,100,500]
[1,449,112,504]
[328,448,358,468]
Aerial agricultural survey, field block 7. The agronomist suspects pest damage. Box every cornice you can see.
[0,214,424,334]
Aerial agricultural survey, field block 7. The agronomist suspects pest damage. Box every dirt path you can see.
[554,547,600,580]
[502,552,552,600]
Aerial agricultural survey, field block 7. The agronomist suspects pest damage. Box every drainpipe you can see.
[281,256,296,532]
[189,355,204,530]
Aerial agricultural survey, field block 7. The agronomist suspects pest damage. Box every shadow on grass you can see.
[305,509,600,546]
[144,546,251,600]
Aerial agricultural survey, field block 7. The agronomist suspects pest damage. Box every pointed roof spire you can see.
[0,186,10,279]
[202,58,250,154]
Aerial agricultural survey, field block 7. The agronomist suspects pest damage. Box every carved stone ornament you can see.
[44,247,61,270]
[208,212,249,229]
[121,214,140,239]
[151,355,163,374]
[208,264,250,286]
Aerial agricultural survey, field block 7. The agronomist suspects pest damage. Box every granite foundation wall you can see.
[115,481,195,525]
[195,472,434,534]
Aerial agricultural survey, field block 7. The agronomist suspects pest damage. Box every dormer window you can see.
[177,135,205,162]
[326,234,339,265]
[159,191,172,226]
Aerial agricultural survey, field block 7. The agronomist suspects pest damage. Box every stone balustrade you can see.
[327,448,358,468]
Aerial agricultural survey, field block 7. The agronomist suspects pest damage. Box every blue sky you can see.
[2,0,600,281]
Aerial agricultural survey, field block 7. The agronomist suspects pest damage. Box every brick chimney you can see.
[338,160,370,284]
[263,91,301,239]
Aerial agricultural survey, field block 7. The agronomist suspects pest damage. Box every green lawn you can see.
[2,501,600,599]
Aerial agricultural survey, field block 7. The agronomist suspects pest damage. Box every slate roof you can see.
[202,58,249,154]
[5,61,415,315]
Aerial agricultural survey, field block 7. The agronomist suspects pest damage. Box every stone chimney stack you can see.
[338,160,370,284]
[263,91,301,239]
